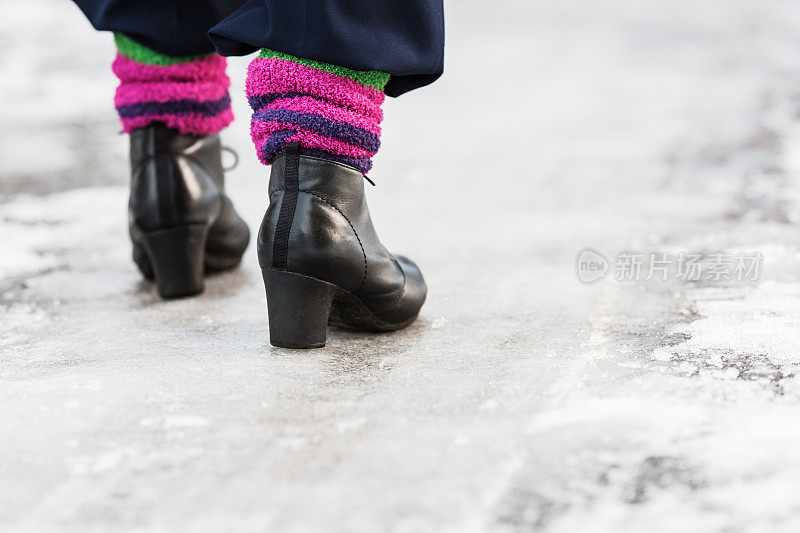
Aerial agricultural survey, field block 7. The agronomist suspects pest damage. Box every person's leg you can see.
[209,0,444,97]
[245,50,388,174]
[73,0,243,56]
[71,0,251,298]
[207,1,444,347]
[210,0,444,174]
[111,34,232,135]
[73,0,245,135]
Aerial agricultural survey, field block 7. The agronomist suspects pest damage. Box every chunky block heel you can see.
[262,268,339,349]
[140,224,209,299]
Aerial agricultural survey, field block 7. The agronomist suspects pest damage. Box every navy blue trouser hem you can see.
[72,0,444,96]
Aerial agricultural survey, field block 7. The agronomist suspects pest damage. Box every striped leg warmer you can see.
[112,34,233,136]
[246,49,390,174]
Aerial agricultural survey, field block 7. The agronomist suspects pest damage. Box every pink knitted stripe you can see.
[115,81,229,107]
[251,121,375,159]
[266,96,382,135]
[112,51,232,136]
[112,53,229,84]
[121,110,234,136]
[246,57,384,116]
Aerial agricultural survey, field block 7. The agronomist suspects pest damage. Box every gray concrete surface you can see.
[3,0,800,531]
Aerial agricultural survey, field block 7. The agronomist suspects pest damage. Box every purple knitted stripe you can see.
[258,129,298,164]
[258,130,372,174]
[117,95,231,118]
[112,52,232,135]
[248,92,354,114]
[252,108,380,152]
[249,92,310,110]
[258,129,371,173]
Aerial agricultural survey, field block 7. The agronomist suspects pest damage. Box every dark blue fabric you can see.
[208,0,444,96]
[72,0,244,56]
[71,0,444,96]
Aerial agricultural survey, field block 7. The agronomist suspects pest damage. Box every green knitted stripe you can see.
[258,49,390,90]
[114,33,206,65]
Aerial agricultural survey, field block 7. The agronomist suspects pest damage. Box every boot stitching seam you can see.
[270,187,368,293]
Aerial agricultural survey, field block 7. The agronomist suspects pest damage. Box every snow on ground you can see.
[2,0,800,531]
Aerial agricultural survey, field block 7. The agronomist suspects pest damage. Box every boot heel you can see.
[262,268,339,349]
[141,224,209,299]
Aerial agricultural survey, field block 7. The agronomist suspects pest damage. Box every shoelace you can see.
[221,145,239,172]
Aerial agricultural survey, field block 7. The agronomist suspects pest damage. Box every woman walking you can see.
[72,0,445,348]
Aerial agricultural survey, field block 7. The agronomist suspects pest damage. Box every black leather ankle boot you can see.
[129,123,250,299]
[257,144,427,348]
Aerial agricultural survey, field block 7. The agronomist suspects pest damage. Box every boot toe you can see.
[378,254,427,326]
[205,210,251,272]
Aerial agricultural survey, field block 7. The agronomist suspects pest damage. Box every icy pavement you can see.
[3,0,800,531]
